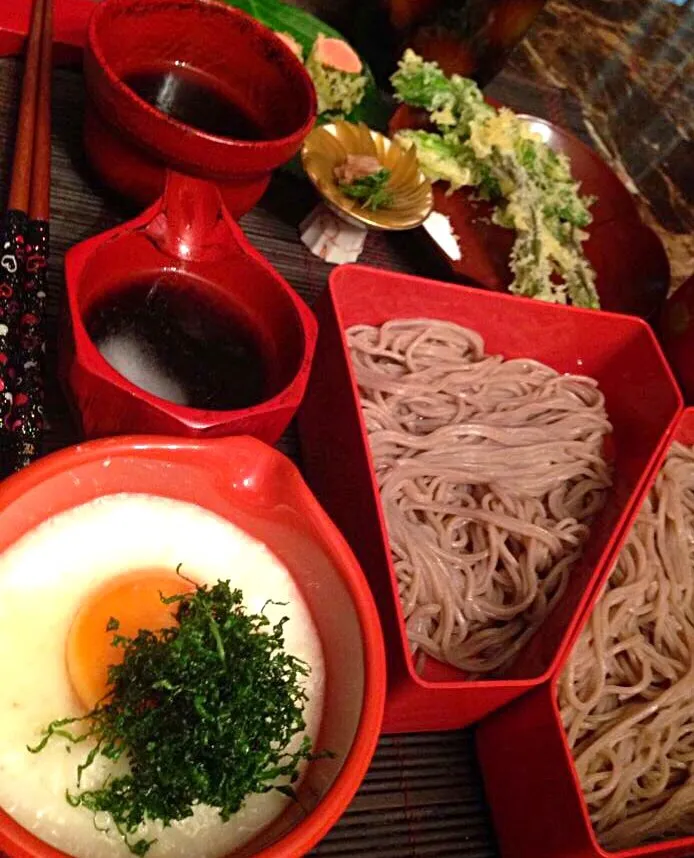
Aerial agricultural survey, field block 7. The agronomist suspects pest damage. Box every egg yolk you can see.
[66,570,196,711]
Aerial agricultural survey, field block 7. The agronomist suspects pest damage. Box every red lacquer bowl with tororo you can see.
[0,434,386,858]
[660,273,694,402]
[82,0,317,217]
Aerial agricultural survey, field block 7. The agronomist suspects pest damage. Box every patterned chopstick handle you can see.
[0,210,28,432]
[9,217,47,471]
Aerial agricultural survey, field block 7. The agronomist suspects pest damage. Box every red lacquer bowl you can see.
[59,173,317,443]
[82,0,317,217]
[390,105,670,319]
[0,434,386,858]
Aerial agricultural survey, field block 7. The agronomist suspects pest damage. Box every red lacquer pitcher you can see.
[59,171,317,442]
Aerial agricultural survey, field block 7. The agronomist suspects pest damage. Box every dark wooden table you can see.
[0,58,500,858]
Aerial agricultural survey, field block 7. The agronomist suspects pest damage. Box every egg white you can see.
[0,493,325,858]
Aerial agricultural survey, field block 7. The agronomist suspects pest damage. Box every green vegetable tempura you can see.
[394,130,476,192]
[391,50,599,308]
[29,579,322,856]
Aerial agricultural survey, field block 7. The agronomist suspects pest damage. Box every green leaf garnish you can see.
[29,579,327,855]
[339,167,394,210]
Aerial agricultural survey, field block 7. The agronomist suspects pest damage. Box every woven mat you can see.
[0,59,500,856]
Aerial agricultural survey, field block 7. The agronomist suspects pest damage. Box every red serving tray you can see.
[0,0,92,63]
[297,264,682,733]
[476,407,694,858]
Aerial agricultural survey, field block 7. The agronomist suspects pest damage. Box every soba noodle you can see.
[347,319,612,675]
[559,442,694,850]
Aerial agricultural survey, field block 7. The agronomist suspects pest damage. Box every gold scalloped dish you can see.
[301,121,433,231]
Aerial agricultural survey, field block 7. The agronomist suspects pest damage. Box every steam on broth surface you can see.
[0,494,324,858]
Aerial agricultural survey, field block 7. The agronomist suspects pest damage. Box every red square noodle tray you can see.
[476,407,694,858]
[297,264,683,733]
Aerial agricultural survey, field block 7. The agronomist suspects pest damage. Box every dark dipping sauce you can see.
[123,65,266,140]
[87,280,268,411]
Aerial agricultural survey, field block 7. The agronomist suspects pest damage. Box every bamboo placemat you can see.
[0,58,502,856]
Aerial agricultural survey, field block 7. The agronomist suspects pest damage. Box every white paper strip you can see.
[423,211,461,261]
[300,204,367,264]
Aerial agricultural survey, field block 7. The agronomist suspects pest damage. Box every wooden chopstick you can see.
[29,0,51,223]
[0,0,47,456]
[8,0,46,213]
[0,0,52,472]
[8,0,52,471]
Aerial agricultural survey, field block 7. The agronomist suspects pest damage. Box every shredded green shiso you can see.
[29,577,324,856]
[391,50,599,309]
[339,167,394,210]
